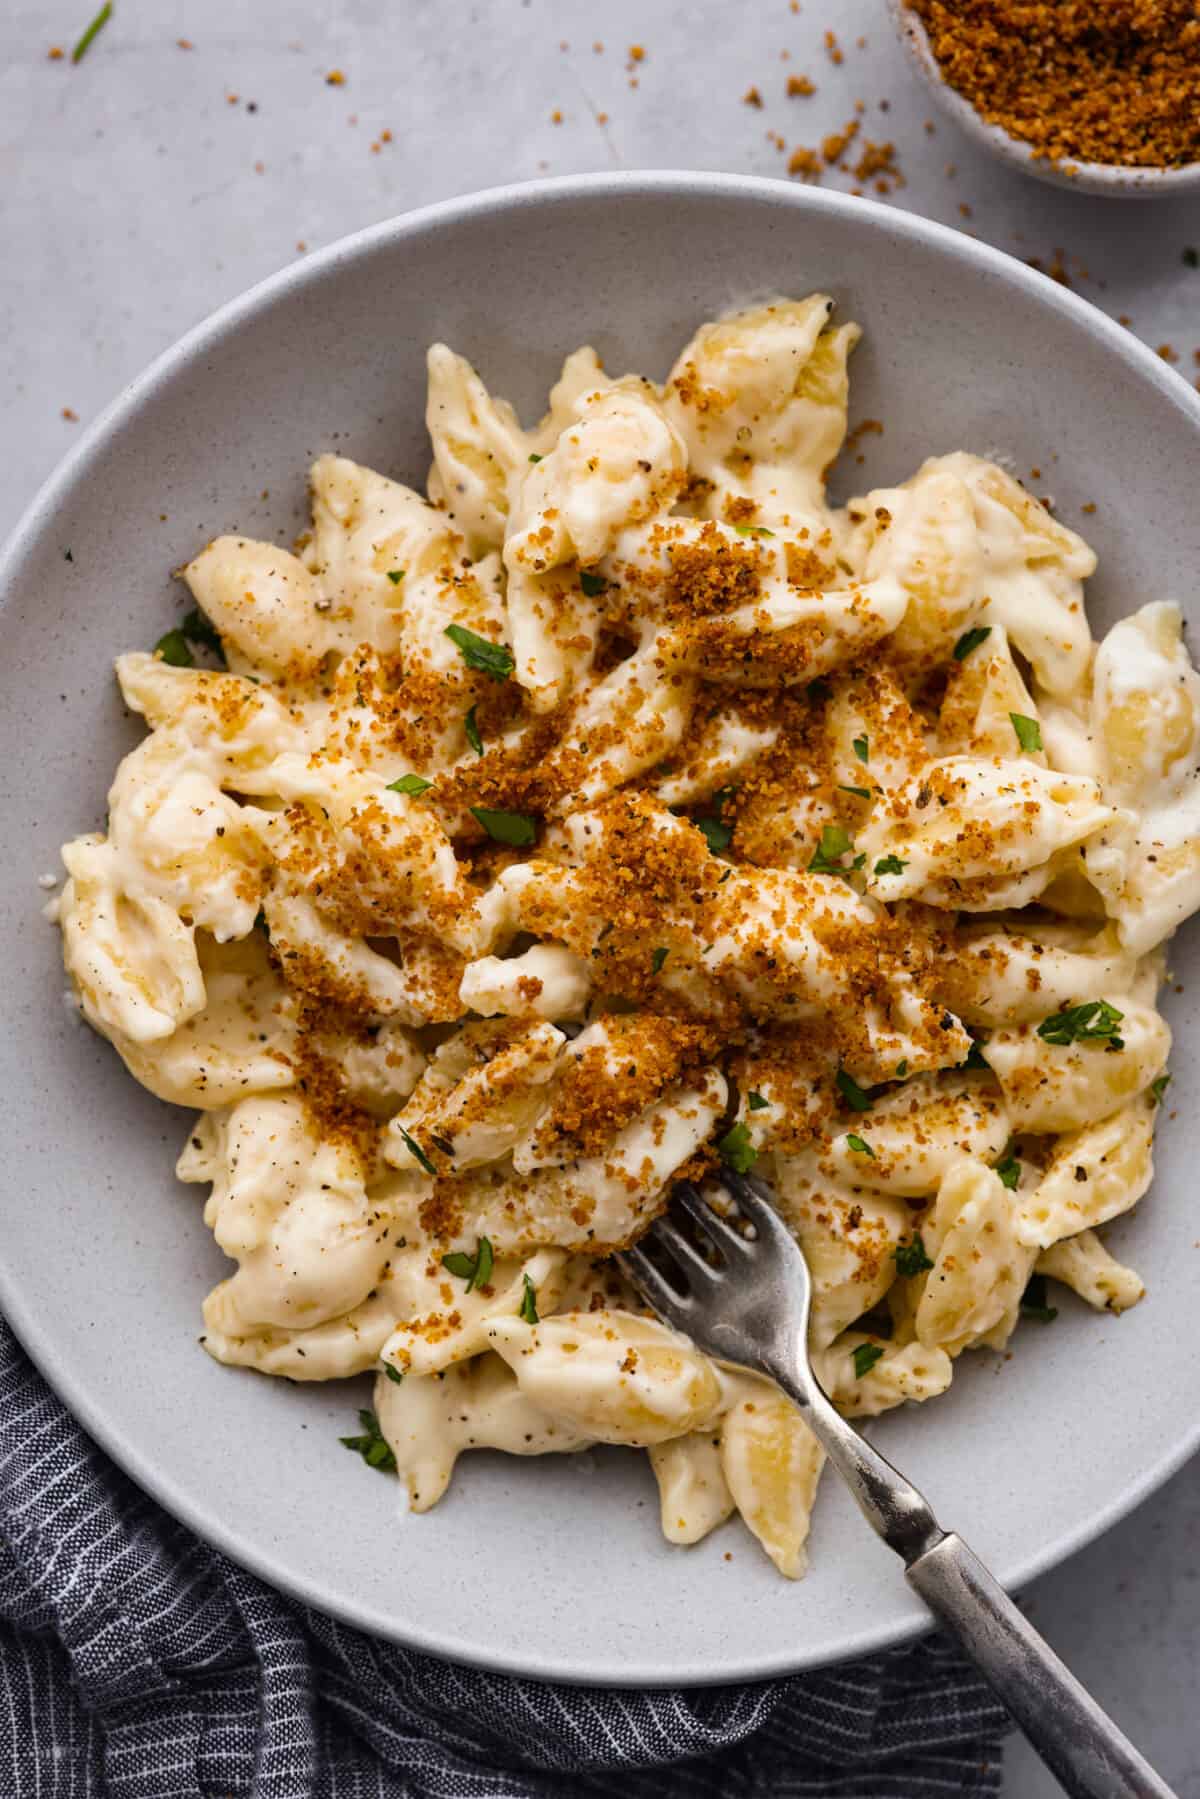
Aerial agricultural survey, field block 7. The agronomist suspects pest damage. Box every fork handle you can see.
[906,1533,1176,1799]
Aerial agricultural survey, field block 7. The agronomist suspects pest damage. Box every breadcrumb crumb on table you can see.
[788,146,822,179]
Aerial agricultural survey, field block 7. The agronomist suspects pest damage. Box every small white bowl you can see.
[888,0,1200,197]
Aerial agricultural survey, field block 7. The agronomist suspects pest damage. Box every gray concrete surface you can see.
[3,2,1198,1791]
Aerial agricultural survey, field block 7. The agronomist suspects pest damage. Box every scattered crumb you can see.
[824,29,843,64]
[787,145,822,179]
[1118,314,1133,326]
[597,110,609,124]
[61,407,78,422]
[787,74,815,96]
[822,119,859,164]
[1157,344,1178,363]
[381,128,392,143]
[254,160,265,173]
[593,40,603,52]
[1081,502,1097,514]
[47,45,64,59]
[551,108,563,123]
[296,239,308,252]
[959,202,973,218]
[924,118,936,134]
[325,69,345,86]
[853,139,902,189]
[177,37,193,50]
[1028,250,1071,287]
[38,873,59,891]
[743,85,763,108]
[628,44,645,62]
[226,92,238,105]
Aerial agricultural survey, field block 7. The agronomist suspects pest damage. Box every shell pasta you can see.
[54,297,1192,1577]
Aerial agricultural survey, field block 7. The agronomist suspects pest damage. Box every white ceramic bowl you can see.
[888,0,1200,198]
[2,172,1200,1686]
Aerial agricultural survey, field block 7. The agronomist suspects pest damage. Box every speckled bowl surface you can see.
[2,172,1199,1685]
[887,0,1200,198]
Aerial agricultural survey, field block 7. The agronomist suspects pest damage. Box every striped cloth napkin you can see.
[0,1318,1007,1796]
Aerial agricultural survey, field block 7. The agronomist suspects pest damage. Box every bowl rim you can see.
[3,169,1200,1685]
[886,0,1200,196]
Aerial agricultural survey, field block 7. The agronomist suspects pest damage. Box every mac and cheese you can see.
[54,297,1190,1577]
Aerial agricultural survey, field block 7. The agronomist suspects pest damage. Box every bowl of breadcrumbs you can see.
[889,0,1200,195]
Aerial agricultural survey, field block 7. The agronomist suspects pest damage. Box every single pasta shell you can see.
[718,1382,825,1579]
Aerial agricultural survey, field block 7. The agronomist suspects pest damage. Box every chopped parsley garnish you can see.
[1151,1073,1172,1106]
[895,1060,908,1079]
[528,452,543,463]
[339,1407,396,1473]
[1009,712,1043,753]
[579,570,609,598]
[893,1234,934,1277]
[852,1342,885,1379]
[809,824,864,876]
[733,523,775,537]
[180,607,224,657]
[464,706,484,756]
[396,1127,437,1175]
[386,569,405,585]
[852,735,869,763]
[953,625,992,661]
[718,1122,757,1173]
[72,1,112,63]
[845,1133,875,1158]
[520,1272,539,1324]
[387,773,432,796]
[651,946,669,974]
[696,815,733,854]
[444,623,515,680]
[470,806,537,846]
[806,677,831,703]
[838,783,871,800]
[995,1149,1021,1190]
[872,854,907,877]
[1020,1274,1059,1323]
[382,1362,405,1385]
[747,1090,770,1111]
[1036,999,1124,1048]
[442,1236,494,1292]
[154,628,193,667]
[836,1067,872,1112]
[153,606,225,669]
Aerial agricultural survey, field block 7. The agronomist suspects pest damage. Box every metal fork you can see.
[618,1171,1176,1799]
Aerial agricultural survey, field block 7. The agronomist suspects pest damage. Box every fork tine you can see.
[617,1246,695,1333]
[645,1211,721,1283]
[672,1180,752,1253]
